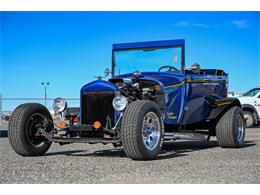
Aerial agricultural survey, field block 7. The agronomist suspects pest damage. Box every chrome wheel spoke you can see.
[244,114,252,126]
[236,115,245,141]
[142,112,161,151]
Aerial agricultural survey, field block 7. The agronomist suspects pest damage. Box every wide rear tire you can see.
[216,106,245,148]
[121,100,164,160]
[8,103,53,156]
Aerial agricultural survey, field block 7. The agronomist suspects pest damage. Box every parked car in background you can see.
[238,87,260,128]
[228,92,242,97]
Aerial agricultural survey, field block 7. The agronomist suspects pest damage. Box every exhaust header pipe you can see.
[164,132,209,142]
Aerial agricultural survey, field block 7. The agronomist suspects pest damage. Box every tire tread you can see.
[121,100,163,160]
[216,106,245,148]
[8,103,52,156]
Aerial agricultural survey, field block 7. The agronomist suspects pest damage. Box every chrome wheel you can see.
[236,114,245,142]
[244,113,253,127]
[142,112,161,150]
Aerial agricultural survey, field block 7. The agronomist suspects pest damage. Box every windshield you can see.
[244,88,260,97]
[113,47,183,76]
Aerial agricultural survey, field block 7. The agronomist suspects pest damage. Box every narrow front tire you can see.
[8,103,53,156]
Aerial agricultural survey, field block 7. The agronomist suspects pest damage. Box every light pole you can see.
[41,82,50,107]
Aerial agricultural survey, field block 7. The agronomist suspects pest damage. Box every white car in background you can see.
[227,92,242,97]
[238,87,260,128]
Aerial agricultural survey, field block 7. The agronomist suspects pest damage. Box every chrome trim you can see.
[236,114,245,143]
[112,113,123,130]
[244,113,253,127]
[142,112,161,150]
[163,132,208,142]
[164,80,185,88]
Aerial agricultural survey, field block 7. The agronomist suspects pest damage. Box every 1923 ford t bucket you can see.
[8,39,245,160]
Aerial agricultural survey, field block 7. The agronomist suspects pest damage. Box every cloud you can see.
[174,21,189,27]
[232,20,249,28]
[173,21,211,28]
[173,20,250,29]
[192,23,210,28]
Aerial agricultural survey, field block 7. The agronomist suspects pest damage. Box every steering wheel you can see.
[158,65,179,72]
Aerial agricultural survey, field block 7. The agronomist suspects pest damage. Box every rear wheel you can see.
[216,106,245,148]
[8,103,53,156]
[121,100,164,160]
[243,111,255,128]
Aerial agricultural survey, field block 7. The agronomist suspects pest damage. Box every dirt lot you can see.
[0,122,259,183]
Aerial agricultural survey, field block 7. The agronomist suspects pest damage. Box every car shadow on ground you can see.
[46,140,217,160]
[0,130,8,137]
[45,140,255,160]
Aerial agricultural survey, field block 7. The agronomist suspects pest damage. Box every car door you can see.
[181,73,211,125]
[164,83,186,125]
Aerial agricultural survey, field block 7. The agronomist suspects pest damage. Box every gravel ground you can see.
[0,124,259,184]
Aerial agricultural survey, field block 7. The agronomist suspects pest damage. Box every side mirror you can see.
[133,70,141,78]
[191,63,201,73]
[94,76,104,80]
[104,68,111,77]
[185,63,201,73]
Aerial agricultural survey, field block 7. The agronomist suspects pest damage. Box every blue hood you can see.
[114,71,184,87]
[81,80,118,92]
[81,71,184,93]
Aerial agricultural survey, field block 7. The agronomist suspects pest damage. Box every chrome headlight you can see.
[112,95,128,112]
[52,97,67,114]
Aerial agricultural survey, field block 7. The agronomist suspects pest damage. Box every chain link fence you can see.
[0,95,79,130]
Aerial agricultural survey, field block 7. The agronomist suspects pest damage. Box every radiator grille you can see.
[81,91,115,127]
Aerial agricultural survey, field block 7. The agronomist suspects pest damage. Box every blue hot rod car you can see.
[8,39,245,160]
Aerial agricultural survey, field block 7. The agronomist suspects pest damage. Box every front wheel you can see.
[8,103,53,156]
[216,106,246,148]
[121,100,164,160]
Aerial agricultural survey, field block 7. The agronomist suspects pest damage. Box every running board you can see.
[163,132,209,142]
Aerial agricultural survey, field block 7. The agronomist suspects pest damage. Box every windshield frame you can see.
[111,39,185,77]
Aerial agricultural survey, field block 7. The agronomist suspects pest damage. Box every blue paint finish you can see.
[79,71,228,127]
[115,72,184,87]
[113,39,185,51]
[114,71,186,125]
[163,85,185,125]
[182,82,209,125]
[177,84,187,124]
[81,80,118,92]
[78,39,229,128]
[181,73,228,125]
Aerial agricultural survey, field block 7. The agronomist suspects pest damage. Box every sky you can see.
[0,11,259,111]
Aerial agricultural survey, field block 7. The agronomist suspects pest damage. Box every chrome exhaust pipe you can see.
[163,132,175,140]
[163,132,208,142]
